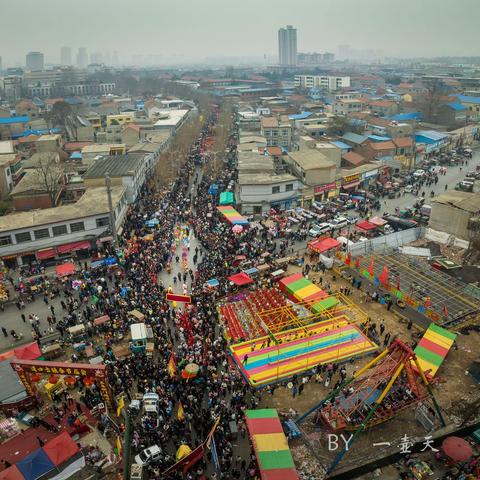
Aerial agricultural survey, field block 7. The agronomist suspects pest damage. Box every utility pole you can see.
[105,172,118,246]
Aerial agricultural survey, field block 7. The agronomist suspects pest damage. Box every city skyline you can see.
[1,0,480,67]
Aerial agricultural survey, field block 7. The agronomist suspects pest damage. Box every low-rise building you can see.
[237,173,300,214]
[287,149,336,186]
[333,99,365,115]
[430,191,480,241]
[260,116,292,150]
[0,186,128,267]
[83,154,150,204]
[81,144,126,163]
[35,134,63,152]
[0,154,18,200]
[367,100,398,117]
[436,103,468,127]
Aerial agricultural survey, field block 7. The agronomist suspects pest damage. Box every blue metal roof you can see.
[64,96,83,105]
[70,152,82,159]
[416,130,449,142]
[288,111,313,120]
[0,116,29,125]
[11,127,61,139]
[446,102,467,111]
[330,140,352,150]
[456,95,480,105]
[368,134,392,142]
[389,112,422,121]
[342,132,368,144]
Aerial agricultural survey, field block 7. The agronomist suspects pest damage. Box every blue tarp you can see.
[288,111,313,120]
[206,279,219,287]
[243,267,259,276]
[0,116,29,125]
[208,184,219,195]
[446,102,467,111]
[389,112,422,121]
[70,152,82,160]
[11,128,61,139]
[368,134,392,142]
[455,95,480,105]
[17,449,54,480]
[145,218,159,227]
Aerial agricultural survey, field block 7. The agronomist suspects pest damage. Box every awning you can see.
[57,240,91,254]
[36,248,56,260]
[342,181,360,189]
[228,272,254,286]
[369,216,388,226]
[356,220,377,231]
[308,237,340,253]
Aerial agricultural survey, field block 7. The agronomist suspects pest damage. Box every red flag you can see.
[355,257,360,269]
[379,266,389,285]
[345,252,351,266]
[396,277,401,290]
[368,258,375,276]
[182,444,205,473]
[424,296,431,308]
[443,305,448,317]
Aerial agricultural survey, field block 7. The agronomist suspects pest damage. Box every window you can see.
[96,217,110,228]
[70,221,85,232]
[34,228,50,240]
[15,232,31,243]
[286,184,293,192]
[272,186,280,194]
[52,225,68,236]
[0,235,12,246]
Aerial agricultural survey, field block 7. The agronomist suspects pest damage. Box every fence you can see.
[347,227,424,257]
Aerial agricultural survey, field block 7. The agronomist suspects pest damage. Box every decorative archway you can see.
[10,359,113,409]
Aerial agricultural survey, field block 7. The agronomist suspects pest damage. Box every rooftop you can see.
[342,151,365,166]
[0,186,126,232]
[338,162,379,178]
[82,144,125,154]
[37,134,61,142]
[342,132,368,145]
[416,130,450,141]
[238,152,275,173]
[10,165,63,196]
[260,117,278,128]
[238,173,297,185]
[84,154,144,179]
[288,150,335,170]
[0,140,15,155]
[0,116,29,126]
[393,137,414,148]
[0,154,19,168]
[22,152,60,169]
[368,140,396,150]
[433,191,480,213]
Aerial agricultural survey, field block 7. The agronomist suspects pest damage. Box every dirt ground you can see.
[253,263,480,479]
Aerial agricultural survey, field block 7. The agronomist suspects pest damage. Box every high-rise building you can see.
[26,51,44,71]
[76,48,88,69]
[90,52,103,64]
[278,25,297,66]
[0,56,3,74]
[60,46,72,66]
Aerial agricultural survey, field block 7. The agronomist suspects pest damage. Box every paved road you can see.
[378,148,480,215]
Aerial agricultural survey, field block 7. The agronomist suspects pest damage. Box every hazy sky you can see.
[2,0,479,66]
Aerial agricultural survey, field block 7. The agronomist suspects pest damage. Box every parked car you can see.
[330,216,349,229]
[413,169,425,179]
[134,445,162,466]
[308,222,332,237]
[404,184,414,193]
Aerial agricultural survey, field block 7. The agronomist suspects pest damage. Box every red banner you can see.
[166,293,191,303]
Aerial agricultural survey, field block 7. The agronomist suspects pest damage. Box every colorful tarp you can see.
[16,449,54,480]
[245,409,299,480]
[308,237,340,253]
[413,323,457,379]
[278,273,328,306]
[219,191,235,205]
[311,296,340,314]
[43,431,80,466]
[55,263,75,277]
[230,317,377,386]
[228,272,254,286]
[217,206,249,226]
[13,342,41,360]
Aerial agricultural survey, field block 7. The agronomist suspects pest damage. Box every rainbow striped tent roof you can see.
[217,205,249,226]
[245,409,299,480]
[413,323,457,378]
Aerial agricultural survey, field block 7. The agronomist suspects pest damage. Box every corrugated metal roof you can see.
[416,130,449,141]
[84,154,144,178]
[446,102,467,111]
[341,132,368,145]
[433,191,480,213]
[456,95,480,105]
[330,140,351,150]
[389,112,422,121]
[288,111,313,120]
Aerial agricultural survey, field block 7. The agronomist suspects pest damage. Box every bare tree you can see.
[420,80,445,122]
[34,155,64,207]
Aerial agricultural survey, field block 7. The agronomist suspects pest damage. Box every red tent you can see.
[308,237,340,253]
[356,220,377,231]
[55,263,75,277]
[0,466,24,480]
[228,272,254,286]
[441,436,473,462]
[13,342,41,360]
[43,431,80,466]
